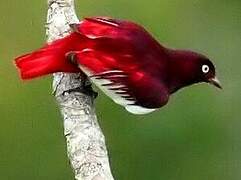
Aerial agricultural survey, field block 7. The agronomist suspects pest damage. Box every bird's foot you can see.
[65,52,98,99]
[66,84,98,99]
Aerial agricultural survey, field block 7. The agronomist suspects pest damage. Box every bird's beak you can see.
[208,77,222,89]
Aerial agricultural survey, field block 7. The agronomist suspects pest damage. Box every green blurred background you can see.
[0,0,240,179]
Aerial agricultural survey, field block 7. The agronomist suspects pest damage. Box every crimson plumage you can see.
[15,17,221,114]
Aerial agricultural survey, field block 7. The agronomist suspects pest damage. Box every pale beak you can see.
[209,77,222,89]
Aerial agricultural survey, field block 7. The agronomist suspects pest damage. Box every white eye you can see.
[202,64,209,73]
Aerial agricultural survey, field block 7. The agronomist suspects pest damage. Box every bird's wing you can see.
[70,16,167,66]
[70,17,124,39]
[67,49,161,114]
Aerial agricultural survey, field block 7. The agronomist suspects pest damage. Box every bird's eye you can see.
[202,64,209,74]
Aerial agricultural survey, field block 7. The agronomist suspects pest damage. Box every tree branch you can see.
[46,0,114,179]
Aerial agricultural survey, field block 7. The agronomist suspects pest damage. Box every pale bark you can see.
[46,0,114,179]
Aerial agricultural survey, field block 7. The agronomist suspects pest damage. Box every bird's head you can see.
[168,50,222,92]
[194,56,222,89]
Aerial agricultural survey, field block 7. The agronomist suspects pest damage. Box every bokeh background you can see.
[0,0,240,179]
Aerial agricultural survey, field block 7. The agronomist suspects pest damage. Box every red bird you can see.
[15,17,222,114]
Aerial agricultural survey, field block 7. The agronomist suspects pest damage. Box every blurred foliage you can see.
[0,0,240,179]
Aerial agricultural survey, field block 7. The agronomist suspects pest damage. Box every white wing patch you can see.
[78,65,156,114]
[125,105,156,115]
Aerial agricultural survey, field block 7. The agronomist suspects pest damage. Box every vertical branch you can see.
[46,0,114,179]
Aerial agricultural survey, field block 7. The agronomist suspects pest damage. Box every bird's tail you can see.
[15,37,79,80]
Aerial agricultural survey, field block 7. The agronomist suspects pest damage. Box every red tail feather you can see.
[15,39,80,80]
[16,53,57,79]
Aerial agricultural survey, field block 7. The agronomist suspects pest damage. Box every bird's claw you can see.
[65,85,98,99]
